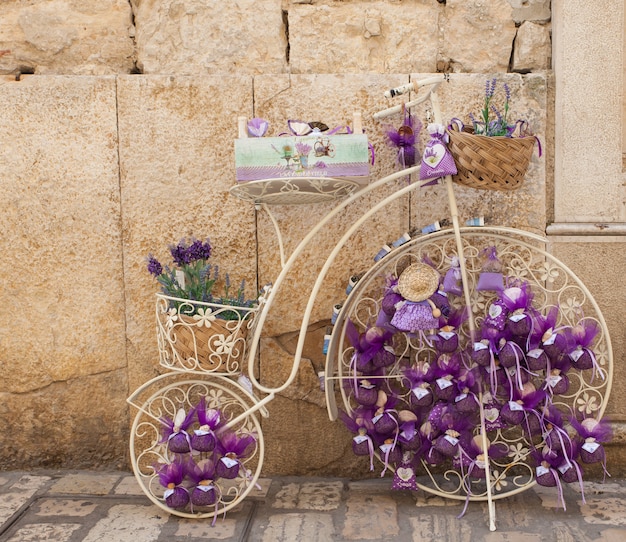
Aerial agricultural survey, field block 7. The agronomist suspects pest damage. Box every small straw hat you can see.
[396,263,440,302]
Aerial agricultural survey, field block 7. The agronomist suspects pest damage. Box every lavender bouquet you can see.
[146,237,258,320]
[469,78,531,138]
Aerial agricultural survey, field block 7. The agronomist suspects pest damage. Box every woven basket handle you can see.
[448,118,465,132]
[514,120,542,157]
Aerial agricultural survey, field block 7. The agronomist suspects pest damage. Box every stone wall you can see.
[4,0,622,479]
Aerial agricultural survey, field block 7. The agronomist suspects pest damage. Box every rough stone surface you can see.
[288,2,439,74]
[115,74,257,393]
[262,513,335,542]
[342,492,399,539]
[261,394,360,477]
[441,0,517,73]
[272,481,343,510]
[131,0,288,74]
[0,0,135,75]
[513,21,551,72]
[0,370,129,469]
[0,75,128,470]
[552,0,623,223]
[0,75,126,393]
[508,0,552,23]
[550,240,626,423]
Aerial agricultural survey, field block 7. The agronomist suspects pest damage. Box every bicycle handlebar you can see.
[375,74,447,119]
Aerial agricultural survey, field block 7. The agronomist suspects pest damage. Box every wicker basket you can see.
[171,315,249,372]
[447,127,536,191]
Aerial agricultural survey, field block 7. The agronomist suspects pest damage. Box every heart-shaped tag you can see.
[489,304,503,318]
[397,466,414,481]
[424,143,446,168]
[484,408,499,422]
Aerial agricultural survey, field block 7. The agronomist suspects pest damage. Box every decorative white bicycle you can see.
[127,75,612,532]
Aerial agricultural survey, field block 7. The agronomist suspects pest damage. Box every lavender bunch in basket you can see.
[469,78,529,138]
[146,236,258,319]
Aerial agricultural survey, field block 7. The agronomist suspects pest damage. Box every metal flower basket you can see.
[155,294,260,374]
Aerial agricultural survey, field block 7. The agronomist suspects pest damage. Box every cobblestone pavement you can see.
[1,471,625,541]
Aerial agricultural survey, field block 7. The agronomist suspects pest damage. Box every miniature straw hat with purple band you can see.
[396,263,440,302]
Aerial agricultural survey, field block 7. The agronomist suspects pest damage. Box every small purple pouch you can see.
[443,256,463,296]
[476,246,504,292]
[477,272,504,292]
[419,123,458,182]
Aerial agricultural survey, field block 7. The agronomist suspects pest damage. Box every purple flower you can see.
[147,255,163,277]
[170,238,212,266]
[504,83,511,102]
[170,241,192,266]
[485,78,496,99]
[187,238,212,261]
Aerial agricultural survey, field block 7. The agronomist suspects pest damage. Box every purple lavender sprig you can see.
[474,79,515,137]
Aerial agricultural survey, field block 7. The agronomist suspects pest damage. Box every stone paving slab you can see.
[0,471,625,541]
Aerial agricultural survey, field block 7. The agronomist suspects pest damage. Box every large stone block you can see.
[288,2,438,74]
[0,0,135,75]
[131,0,287,74]
[508,0,552,23]
[0,369,129,469]
[441,0,516,72]
[116,75,257,392]
[513,21,551,72]
[549,239,626,423]
[0,74,129,471]
[0,75,126,395]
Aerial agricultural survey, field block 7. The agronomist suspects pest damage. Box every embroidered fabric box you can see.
[235,133,370,183]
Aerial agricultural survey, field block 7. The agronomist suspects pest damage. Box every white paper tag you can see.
[508,401,524,412]
[582,441,600,454]
[570,348,584,362]
[221,457,239,468]
[558,463,571,475]
[412,387,430,400]
[509,313,527,323]
[436,378,453,390]
[527,349,544,359]
[372,413,383,424]
[439,331,455,340]
[474,342,488,352]
[444,435,459,445]
[455,393,468,403]
[354,435,369,445]
[544,333,557,346]
[198,484,215,493]
[536,465,550,477]
[547,375,562,388]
